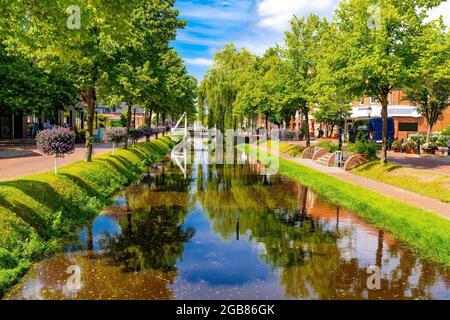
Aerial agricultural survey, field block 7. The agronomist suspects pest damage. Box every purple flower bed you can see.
[36,127,76,158]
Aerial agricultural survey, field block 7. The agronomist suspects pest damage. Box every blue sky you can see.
[172,0,450,81]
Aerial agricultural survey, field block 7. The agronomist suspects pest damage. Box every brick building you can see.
[349,90,450,140]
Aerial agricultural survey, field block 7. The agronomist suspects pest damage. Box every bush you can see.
[0,137,175,297]
[105,128,127,144]
[434,128,450,147]
[408,133,426,145]
[422,142,438,152]
[141,127,155,138]
[36,127,75,158]
[283,130,295,141]
[402,140,416,151]
[75,130,86,143]
[129,128,144,145]
[345,141,380,159]
[316,140,339,153]
[391,140,402,150]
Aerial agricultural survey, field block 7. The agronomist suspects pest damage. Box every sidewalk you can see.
[274,150,450,220]
[387,151,450,176]
[0,143,112,181]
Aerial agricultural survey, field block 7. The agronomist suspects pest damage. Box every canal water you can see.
[7,149,450,300]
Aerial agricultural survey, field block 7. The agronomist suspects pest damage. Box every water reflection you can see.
[7,150,450,300]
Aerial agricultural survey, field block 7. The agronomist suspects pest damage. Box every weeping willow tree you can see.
[199,44,257,131]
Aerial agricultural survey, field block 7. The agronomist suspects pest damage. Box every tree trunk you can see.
[156,112,159,139]
[304,110,311,147]
[380,95,389,164]
[162,112,166,136]
[148,109,153,127]
[426,122,433,144]
[338,125,343,151]
[84,88,96,162]
[124,104,132,149]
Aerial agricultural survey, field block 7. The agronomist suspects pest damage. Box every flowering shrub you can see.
[434,128,450,148]
[105,128,127,155]
[402,140,416,151]
[391,140,402,151]
[129,128,144,145]
[422,142,438,152]
[156,126,167,134]
[104,128,127,144]
[141,127,155,138]
[36,127,75,174]
[36,127,75,158]
[408,133,425,145]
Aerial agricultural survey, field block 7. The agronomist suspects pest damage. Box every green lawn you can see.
[0,136,175,297]
[246,144,450,267]
[262,141,305,157]
[352,161,450,203]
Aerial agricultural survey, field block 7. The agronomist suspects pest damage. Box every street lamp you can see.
[367,105,373,118]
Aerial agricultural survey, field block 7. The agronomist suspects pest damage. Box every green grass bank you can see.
[0,136,176,297]
[352,161,450,203]
[247,144,450,267]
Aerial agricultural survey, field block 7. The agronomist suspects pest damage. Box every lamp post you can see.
[367,105,373,119]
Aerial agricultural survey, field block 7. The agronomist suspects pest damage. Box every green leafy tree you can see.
[201,44,257,131]
[285,14,328,147]
[4,0,144,160]
[0,47,77,120]
[405,20,450,144]
[332,0,444,163]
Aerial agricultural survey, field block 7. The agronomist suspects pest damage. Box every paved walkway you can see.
[270,148,450,220]
[0,143,112,181]
[387,151,450,176]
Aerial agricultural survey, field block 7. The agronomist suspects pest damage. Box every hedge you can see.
[0,136,175,297]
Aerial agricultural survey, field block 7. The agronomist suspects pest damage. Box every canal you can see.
[6,149,450,300]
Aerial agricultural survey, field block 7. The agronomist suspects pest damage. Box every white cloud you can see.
[427,1,450,27]
[234,32,284,55]
[184,58,213,67]
[178,1,252,23]
[257,0,339,31]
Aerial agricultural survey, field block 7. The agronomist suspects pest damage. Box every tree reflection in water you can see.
[9,153,450,300]
[100,161,195,273]
[194,161,450,300]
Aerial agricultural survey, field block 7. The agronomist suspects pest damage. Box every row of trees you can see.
[0,48,78,123]
[199,0,449,163]
[1,0,196,160]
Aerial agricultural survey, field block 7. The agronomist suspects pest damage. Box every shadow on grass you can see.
[59,173,104,201]
[95,158,126,176]
[0,180,62,238]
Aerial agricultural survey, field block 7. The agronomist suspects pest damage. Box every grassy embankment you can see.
[269,141,450,203]
[0,136,176,297]
[247,143,450,267]
[352,161,450,203]
[261,141,306,158]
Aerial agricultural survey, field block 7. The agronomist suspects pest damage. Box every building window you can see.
[398,122,419,132]
[370,96,376,103]
[360,97,365,105]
